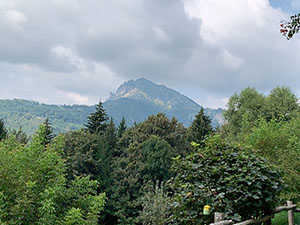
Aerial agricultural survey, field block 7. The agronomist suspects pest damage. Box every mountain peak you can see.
[104,78,224,127]
[107,78,197,109]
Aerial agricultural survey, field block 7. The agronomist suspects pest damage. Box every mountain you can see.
[0,99,93,135]
[104,78,224,127]
[0,78,224,135]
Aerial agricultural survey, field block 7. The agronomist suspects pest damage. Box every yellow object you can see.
[203,205,211,215]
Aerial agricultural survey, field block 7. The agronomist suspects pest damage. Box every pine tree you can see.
[105,117,117,151]
[187,108,213,146]
[11,127,28,145]
[0,119,7,141]
[85,101,108,134]
[117,117,127,139]
[34,118,54,147]
[43,118,54,146]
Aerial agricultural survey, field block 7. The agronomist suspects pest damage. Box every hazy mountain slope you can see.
[0,78,224,135]
[0,99,93,135]
[104,78,224,127]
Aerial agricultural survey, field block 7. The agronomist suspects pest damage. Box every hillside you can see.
[0,78,224,135]
[105,78,224,127]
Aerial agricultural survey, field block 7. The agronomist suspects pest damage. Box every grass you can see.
[271,211,300,225]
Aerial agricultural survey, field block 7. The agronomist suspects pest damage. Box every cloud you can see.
[0,0,299,109]
[4,10,27,26]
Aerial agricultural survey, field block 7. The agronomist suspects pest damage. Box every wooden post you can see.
[214,212,224,223]
[287,201,295,225]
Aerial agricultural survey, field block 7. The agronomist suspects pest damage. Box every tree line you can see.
[0,87,299,224]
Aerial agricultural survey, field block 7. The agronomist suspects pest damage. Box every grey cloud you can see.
[76,0,202,80]
[0,0,300,108]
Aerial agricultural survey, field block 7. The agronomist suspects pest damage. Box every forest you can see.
[1,86,300,225]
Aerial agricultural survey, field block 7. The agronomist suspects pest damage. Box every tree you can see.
[109,113,189,224]
[223,87,299,139]
[105,117,117,152]
[62,130,100,181]
[139,182,170,225]
[265,86,299,121]
[242,117,300,204]
[0,131,106,224]
[0,119,7,141]
[85,101,108,134]
[168,135,283,224]
[117,117,127,139]
[43,118,54,146]
[280,13,300,39]
[224,87,266,136]
[187,108,213,146]
[11,127,28,145]
[34,120,54,148]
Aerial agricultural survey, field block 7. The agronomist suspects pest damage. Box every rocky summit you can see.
[104,78,224,127]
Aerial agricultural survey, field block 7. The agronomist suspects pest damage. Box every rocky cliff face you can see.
[104,78,224,127]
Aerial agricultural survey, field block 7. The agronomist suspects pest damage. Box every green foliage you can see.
[139,182,170,225]
[43,118,55,145]
[0,119,7,141]
[62,130,100,181]
[241,117,300,204]
[85,101,108,134]
[224,87,265,136]
[168,135,283,224]
[10,126,28,144]
[265,87,299,121]
[0,99,93,135]
[117,117,127,139]
[0,130,106,224]
[34,123,54,148]
[223,87,299,140]
[120,113,188,155]
[109,113,188,224]
[187,108,213,146]
[110,136,173,224]
[272,211,300,225]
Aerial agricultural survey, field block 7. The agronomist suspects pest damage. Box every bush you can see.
[168,135,283,224]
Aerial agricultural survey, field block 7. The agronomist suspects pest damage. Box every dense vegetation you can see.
[1,86,300,224]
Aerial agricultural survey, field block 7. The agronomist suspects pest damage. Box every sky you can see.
[0,0,300,109]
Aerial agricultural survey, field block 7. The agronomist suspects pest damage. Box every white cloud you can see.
[183,0,278,45]
[5,10,27,23]
[221,49,243,70]
[4,9,27,29]
[51,45,89,71]
[65,92,94,105]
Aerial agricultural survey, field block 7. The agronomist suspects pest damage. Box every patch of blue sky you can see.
[269,0,300,13]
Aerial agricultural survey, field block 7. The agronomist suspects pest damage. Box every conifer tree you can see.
[43,118,54,146]
[0,119,7,141]
[11,127,28,145]
[34,118,54,147]
[105,117,117,151]
[117,117,127,139]
[187,108,213,146]
[85,101,108,134]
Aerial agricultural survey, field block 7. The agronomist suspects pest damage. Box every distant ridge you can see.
[104,78,224,127]
[0,78,224,135]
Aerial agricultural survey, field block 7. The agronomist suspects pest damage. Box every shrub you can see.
[168,135,283,224]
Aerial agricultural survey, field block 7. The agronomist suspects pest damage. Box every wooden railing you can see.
[210,201,299,225]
